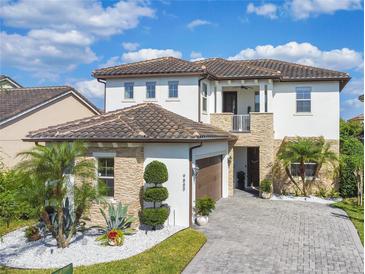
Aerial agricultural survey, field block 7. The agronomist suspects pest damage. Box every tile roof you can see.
[93,57,204,78]
[25,103,236,143]
[348,113,364,122]
[93,57,350,86]
[0,86,100,124]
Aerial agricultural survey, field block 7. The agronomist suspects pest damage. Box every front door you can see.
[223,92,237,114]
[247,147,259,189]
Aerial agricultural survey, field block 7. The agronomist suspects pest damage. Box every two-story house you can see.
[26,57,350,227]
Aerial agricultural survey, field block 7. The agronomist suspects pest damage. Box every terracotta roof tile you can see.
[92,57,349,84]
[0,86,100,124]
[25,103,236,143]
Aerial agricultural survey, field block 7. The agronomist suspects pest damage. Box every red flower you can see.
[107,230,118,240]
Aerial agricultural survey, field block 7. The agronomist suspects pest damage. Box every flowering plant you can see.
[97,229,124,246]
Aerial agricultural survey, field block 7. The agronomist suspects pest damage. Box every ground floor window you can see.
[97,158,114,197]
[290,163,317,178]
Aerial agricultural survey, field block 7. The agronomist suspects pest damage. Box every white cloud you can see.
[0,0,155,36]
[0,31,97,80]
[75,79,105,98]
[0,0,154,79]
[344,97,363,108]
[287,0,362,20]
[100,56,121,68]
[228,41,363,71]
[343,78,364,96]
[122,48,182,63]
[190,51,204,61]
[246,3,278,19]
[187,19,212,30]
[122,42,140,51]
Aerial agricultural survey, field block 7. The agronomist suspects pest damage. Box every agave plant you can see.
[99,202,136,235]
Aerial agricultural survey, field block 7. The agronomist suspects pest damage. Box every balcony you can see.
[232,115,250,132]
[210,112,273,134]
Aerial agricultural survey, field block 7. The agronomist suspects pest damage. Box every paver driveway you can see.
[184,190,364,274]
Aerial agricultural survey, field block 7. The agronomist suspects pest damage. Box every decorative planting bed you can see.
[0,226,185,269]
[270,194,342,204]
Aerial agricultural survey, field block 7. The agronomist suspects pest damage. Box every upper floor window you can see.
[296,87,311,113]
[146,82,156,99]
[168,81,179,98]
[97,158,114,197]
[202,83,208,112]
[254,91,260,112]
[124,82,134,99]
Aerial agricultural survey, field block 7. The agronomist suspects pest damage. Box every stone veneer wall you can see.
[272,138,340,195]
[211,112,274,192]
[76,143,144,227]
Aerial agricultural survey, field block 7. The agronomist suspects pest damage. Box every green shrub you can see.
[316,186,327,198]
[141,207,170,227]
[195,197,215,216]
[25,225,41,241]
[144,161,168,185]
[143,187,169,203]
[260,179,272,193]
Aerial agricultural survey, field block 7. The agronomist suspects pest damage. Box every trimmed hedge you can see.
[143,187,169,203]
[144,161,168,185]
[141,207,170,227]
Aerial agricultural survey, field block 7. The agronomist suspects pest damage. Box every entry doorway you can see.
[223,92,237,114]
[247,147,260,189]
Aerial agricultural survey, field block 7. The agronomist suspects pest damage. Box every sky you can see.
[0,0,363,119]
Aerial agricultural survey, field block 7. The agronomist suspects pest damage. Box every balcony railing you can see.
[232,114,250,132]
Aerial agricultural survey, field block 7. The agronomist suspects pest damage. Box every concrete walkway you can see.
[184,190,364,274]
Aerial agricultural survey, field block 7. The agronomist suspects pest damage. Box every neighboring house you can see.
[348,114,364,123]
[0,86,100,167]
[359,94,364,102]
[93,57,349,191]
[25,103,235,227]
[0,75,23,89]
[24,57,350,227]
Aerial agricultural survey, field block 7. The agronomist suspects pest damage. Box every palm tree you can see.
[277,137,337,196]
[17,142,103,248]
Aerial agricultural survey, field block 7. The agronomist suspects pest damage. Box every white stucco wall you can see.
[272,81,340,139]
[105,76,200,121]
[144,143,190,227]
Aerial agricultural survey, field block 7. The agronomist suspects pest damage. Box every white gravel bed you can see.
[0,225,185,269]
[270,194,342,204]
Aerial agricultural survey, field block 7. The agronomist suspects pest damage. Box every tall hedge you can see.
[141,161,169,229]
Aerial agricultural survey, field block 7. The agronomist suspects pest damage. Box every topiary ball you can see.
[143,187,169,202]
[144,161,168,184]
[141,207,169,227]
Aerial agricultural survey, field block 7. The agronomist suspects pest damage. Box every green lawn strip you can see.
[0,219,36,237]
[333,198,364,244]
[0,228,207,274]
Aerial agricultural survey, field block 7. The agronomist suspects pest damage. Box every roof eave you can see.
[92,71,204,79]
[23,137,233,143]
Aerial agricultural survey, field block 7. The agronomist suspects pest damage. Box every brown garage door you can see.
[196,155,222,201]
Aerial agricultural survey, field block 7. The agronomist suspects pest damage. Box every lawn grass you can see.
[333,198,364,244]
[0,228,206,274]
[0,219,36,237]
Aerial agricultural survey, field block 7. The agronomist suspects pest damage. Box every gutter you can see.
[97,78,107,112]
[189,142,203,226]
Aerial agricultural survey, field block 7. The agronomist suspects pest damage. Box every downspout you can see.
[189,142,203,226]
[97,78,106,112]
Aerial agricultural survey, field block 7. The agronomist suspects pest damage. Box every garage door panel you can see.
[196,155,222,201]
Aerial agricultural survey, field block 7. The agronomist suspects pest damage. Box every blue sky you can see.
[0,0,363,119]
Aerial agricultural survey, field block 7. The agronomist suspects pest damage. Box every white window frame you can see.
[146,82,156,99]
[202,83,208,113]
[168,81,179,98]
[296,87,311,113]
[124,82,134,100]
[96,156,115,197]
